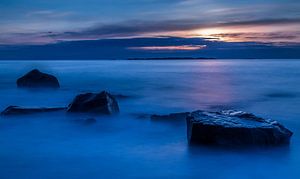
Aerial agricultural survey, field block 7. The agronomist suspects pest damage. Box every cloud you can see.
[0,32,57,45]
[25,10,74,19]
[48,18,300,38]
[1,0,300,45]
[49,18,300,43]
[0,17,300,44]
[211,32,300,43]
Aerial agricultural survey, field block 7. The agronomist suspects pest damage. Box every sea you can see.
[0,59,299,179]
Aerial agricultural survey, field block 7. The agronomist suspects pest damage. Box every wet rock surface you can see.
[1,106,66,115]
[187,110,293,146]
[67,91,119,115]
[17,69,60,88]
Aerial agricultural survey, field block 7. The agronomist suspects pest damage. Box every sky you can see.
[0,0,300,59]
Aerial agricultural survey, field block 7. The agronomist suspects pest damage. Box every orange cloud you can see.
[128,45,206,51]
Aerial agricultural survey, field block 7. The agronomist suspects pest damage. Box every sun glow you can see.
[191,27,240,41]
[197,28,225,36]
[188,23,300,43]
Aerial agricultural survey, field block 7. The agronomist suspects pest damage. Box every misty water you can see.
[0,60,299,179]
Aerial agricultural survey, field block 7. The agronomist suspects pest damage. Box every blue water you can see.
[0,60,299,179]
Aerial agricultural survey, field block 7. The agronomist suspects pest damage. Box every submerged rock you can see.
[131,113,150,119]
[186,110,293,146]
[151,112,190,121]
[1,106,66,115]
[17,69,60,88]
[265,92,296,98]
[67,91,119,115]
[84,118,97,124]
[72,118,97,125]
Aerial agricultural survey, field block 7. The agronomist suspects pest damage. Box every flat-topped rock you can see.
[1,106,66,115]
[17,69,60,88]
[187,110,293,146]
[67,91,119,115]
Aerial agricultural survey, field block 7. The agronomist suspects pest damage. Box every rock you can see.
[186,110,293,146]
[17,69,60,88]
[67,91,119,114]
[151,112,190,120]
[1,106,66,115]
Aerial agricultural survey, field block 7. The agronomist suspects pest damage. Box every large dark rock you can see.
[67,91,119,114]
[1,106,66,115]
[186,110,293,146]
[17,69,60,88]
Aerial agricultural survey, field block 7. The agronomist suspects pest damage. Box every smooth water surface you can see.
[0,59,299,179]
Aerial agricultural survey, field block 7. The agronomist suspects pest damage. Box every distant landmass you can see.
[128,57,216,60]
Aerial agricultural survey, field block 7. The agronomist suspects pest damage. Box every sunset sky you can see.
[0,0,300,59]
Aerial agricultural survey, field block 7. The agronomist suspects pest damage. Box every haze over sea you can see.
[0,59,300,179]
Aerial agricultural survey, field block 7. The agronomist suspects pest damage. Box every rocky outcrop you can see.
[1,106,66,115]
[17,69,60,88]
[186,110,293,146]
[67,91,119,115]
